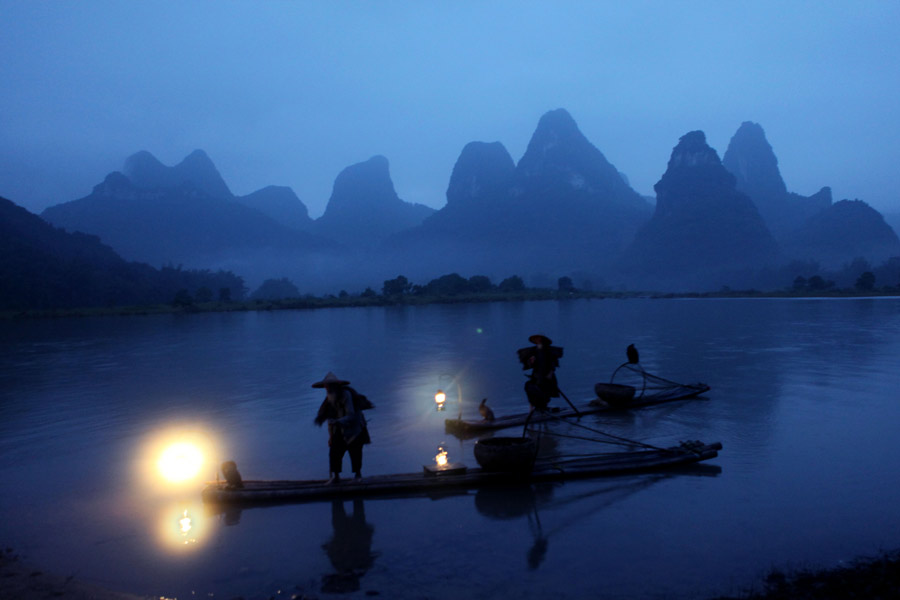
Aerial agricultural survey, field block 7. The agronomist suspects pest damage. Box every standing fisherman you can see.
[313,372,373,484]
[517,334,564,411]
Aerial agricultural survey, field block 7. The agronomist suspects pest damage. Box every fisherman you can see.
[313,372,373,484]
[517,334,564,411]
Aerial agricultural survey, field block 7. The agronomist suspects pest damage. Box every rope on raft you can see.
[527,407,672,453]
[547,451,638,460]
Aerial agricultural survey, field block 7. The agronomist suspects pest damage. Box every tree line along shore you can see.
[4,270,899,321]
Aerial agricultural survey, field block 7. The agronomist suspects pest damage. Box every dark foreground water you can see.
[1,298,899,600]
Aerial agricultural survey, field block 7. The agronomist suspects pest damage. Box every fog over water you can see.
[1,1,899,216]
[1,298,899,599]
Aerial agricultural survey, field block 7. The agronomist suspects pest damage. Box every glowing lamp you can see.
[157,442,204,483]
[435,447,449,467]
[434,389,447,410]
[424,445,467,477]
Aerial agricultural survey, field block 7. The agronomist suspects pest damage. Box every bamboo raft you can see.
[444,381,710,436]
[201,441,722,506]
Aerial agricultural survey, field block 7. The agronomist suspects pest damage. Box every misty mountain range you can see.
[9,108,900,299]
[0,195,245,310]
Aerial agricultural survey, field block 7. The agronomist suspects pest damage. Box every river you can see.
[1,298,899,599]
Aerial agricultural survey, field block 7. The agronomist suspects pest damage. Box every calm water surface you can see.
[1,298,899,599]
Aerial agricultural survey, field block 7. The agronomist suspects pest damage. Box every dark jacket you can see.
[518,345,563,398]
[315,387,373,444]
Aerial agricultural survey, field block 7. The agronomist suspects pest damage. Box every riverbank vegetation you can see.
[4,269,900,320]
[0,547,140,600]
[3,542,899,600]
[713,550,900,599]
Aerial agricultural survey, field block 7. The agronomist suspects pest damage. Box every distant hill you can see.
[39,151,342,292]
[723,121,899,266]
[41,170,325,269]
[124,149,318,232]
[507,109,652,270]
[513,109,650,215]
[38,150,443,293]
[379,141,519,279]
[0,195,245,310]
[438,141,517,229]
[123,149,234,200]
[383,109,652,282]
[783,199,900,267]
[623,130,780,289]
[313,155,435,247]
[233,185,314,232]
[885,212,900,238]
[722,122,831,239]
[27,119,900,295]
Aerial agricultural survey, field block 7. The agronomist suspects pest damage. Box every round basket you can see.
[473,436,537,473]
[594,383,636,407]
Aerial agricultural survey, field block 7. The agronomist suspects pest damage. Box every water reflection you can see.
[475,484,555,570]
[156,501,209,552]
[2,299,899,600]
[208,503,243,527]
[320,499,378,594]
[474,470,720,571]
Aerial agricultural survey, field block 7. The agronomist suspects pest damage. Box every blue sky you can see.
[2,1,899,217]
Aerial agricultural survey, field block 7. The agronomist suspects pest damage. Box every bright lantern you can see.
[157,442,204,483]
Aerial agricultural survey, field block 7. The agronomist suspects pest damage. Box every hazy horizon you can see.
[2,1,899,218]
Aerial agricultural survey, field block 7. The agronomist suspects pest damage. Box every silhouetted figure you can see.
[626,344,640,364]
[517,334,564,411]
[321,499,378,594]
[313,372,373,484]
[479,398,495,421]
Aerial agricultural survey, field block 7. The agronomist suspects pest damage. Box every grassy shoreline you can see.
[3,288,900,320]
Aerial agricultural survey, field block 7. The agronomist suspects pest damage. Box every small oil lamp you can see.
[424,444,466,477]
[435,373,464,419]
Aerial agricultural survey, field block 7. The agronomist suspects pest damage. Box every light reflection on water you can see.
[156,502,210,552]
[1,299,899,599]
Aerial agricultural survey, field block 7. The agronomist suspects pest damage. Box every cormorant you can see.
[479,398,495,421]
[626,344,640,364]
